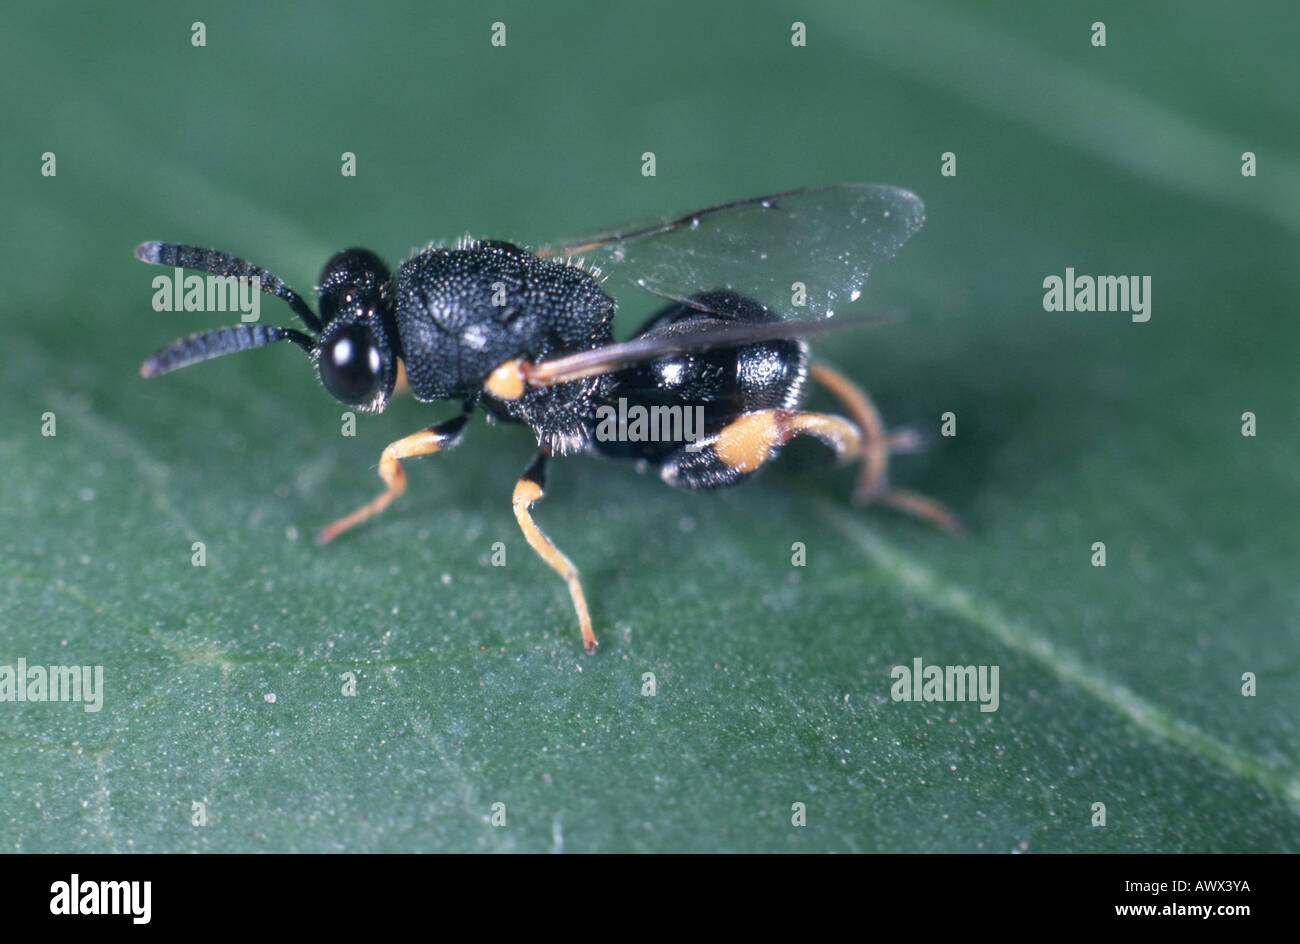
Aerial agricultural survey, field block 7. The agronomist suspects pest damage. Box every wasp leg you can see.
[512,451,597,654]
[656,409,854,490]
[717,409,860,469]
[808,362,961,532]
[316,410,471,544]
[393,358,411,397]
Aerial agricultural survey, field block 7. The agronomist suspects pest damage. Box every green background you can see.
[1,0,1296,852]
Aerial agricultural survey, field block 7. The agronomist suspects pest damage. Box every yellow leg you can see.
[316,411,470,544]
[796,364,966,533]
[712,408,863,473]
[876,487,964,533]
[512,451,597,653]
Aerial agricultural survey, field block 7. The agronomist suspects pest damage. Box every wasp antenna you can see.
[140,324,315,378]
[135,241,322,333]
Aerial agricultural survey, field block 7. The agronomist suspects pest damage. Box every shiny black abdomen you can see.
[593,290,807,464]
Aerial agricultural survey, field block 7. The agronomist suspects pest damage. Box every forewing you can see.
[527,309,899,388]
[536,183,925,320]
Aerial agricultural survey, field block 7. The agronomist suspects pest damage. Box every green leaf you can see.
[2,0,1296,852]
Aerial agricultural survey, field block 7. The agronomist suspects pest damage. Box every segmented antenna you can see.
[140,324,315,377]
[135,241,322,333]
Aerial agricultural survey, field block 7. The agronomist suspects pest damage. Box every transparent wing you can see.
[527,309,899,388]
[536,183,925,320]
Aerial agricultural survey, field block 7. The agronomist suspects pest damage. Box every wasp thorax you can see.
[393,244,614,401]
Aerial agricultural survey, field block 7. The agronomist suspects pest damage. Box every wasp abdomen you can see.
[593,291,808,475]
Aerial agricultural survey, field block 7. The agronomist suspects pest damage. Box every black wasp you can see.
[137,184,958,653]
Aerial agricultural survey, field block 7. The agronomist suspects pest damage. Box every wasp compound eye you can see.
[320,323,382,405]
